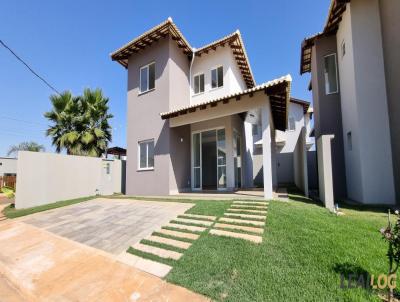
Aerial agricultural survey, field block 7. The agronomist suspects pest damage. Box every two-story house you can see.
[111,18,300,199]
[300,0,399,204]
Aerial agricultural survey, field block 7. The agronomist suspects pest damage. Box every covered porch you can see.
[161,75,292,199]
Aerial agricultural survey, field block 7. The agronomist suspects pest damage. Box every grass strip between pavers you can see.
[225,209,268,215]
[2,196,96,219]
[177,215,215,222]
[126,246,175,267]
[170,220,210,228]
[152,231,195,243]
[140,239,187,254]
[218,219,265,228]
[162,226,203,235]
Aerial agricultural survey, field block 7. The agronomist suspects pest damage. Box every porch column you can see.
[261,103,273,199]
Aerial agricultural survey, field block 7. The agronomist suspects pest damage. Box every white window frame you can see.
[324,53,339,95]
[211,65,223,89]
[138,139,154,171]
[193,73,205,95]
[139,62,155,94]
[288,117,296,132]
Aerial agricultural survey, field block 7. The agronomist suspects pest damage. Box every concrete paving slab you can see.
[224,213,266,220]
[180,214,217,221]
[132,243,182,260]
[219,217,265,226]
[209,229,262,243]
[213,223,264,234]
[116,252,172,278]
[227,208,268,214]
[165,223,206,233]
[231,204,268,209]
[157,229,199,240]
[147,235,191,249]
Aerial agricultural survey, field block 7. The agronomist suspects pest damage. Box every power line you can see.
[0,116,47,127]
[0,39,61,95]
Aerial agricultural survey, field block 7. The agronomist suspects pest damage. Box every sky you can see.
[0,0,329,157]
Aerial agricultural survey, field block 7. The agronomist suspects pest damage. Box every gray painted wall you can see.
[311,35,347,200]
[380,0,400,202]
[126,36,191,195]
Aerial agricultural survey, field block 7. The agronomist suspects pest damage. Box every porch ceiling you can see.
[160,75,292,131]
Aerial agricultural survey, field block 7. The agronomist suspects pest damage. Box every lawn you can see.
[2,196,95,218]
[152,194,391,301]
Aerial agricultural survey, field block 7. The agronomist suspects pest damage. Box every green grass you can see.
[161,195,391,301]
[2,196,96,218]
[127,246,176,266]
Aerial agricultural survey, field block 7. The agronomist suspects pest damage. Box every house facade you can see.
[300,0,399,204]
[111,18,307,199]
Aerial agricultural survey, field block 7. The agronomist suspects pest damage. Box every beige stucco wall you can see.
[15,152,123,209]
[379,0,400,202]
[0,157,17,175]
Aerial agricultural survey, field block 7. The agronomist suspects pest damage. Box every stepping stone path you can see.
[210,200,269,244]
[125,213,216,278]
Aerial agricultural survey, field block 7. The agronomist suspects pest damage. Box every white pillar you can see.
[261,104,273,199]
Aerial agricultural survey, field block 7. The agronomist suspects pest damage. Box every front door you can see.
[192,128,226,190]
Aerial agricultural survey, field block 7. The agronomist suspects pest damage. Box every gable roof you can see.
[160,75,292,131]
[300,0,350,74]
[110,17,255,89]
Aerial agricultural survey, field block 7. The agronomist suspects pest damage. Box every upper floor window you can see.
[193,73,205,94]
[211,66,223,89]
[140,62,155,93]
[252,124,260,136]
[288,117,296,131]
[324,54,338,95]
[138,139,154,170]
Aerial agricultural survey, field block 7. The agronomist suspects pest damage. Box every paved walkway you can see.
[0,221,209,302]
[20,198,193,255]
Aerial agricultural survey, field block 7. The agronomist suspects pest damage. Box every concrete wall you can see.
[317,135,335,211]
[338,0,395,204]
[379,0,400,202]
[15,152,124,209]
[0,157,17,175]
[293,127,308,196]
[312,35,347,200]
[190,46,246,105]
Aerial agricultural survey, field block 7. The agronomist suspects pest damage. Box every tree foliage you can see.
[44,88,113,157]
[7,141,45,157]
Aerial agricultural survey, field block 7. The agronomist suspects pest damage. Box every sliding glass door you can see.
[192,128,226,190]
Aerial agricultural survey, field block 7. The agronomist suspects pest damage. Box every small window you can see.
[252,124,259,136]
[138,139,155,170]
[105,162,111,175]
[139,62,155,93]
[193,74,204,94]
[288,117,296,131]
[341,40,346,58]
[347,131,352,151]
[324,54,338,94]
[211,66,223,89]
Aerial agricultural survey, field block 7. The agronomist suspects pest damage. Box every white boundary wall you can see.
[15,151,123,209]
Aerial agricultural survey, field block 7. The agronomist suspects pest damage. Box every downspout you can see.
[189,48,196,105]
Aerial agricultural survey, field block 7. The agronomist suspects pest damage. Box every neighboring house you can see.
[0,157,17,176]
[250,98,314,186]
[111,18,301,199]
[300,0,399,204]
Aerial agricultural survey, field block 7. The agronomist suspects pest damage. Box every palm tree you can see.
[7,141,45,157]
[44,89,113,157]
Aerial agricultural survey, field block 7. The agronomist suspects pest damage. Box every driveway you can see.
[20,198,193,255]
[0,220,208,302]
